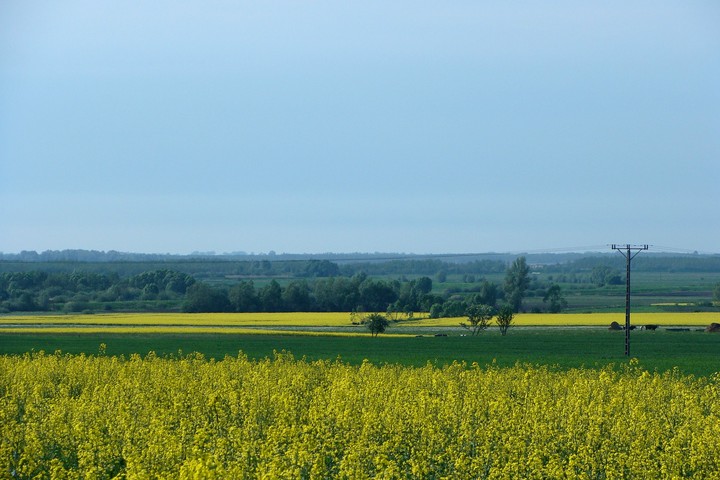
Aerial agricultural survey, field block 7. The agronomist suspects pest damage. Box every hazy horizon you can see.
[2,1,719,255]
[1,245,713,258]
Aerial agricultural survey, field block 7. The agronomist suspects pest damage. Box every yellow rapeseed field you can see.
[0,312,354,327]
[1,311,714,330]
[0,326,377,336]
[413,312,717,327]
[1,352,718,478]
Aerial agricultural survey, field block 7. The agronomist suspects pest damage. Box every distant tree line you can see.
[0,257,505,279]
[0,256,570,316]
[183,274,438,314]
[182,257,551,317]
[0,259,342,281]
[544,255,720,273]
[9,251,720,315]
[337,259,507,276]
[3,252,720,283]
[0,269,436,315]
[0,270,195,313]
[0,270,521,317]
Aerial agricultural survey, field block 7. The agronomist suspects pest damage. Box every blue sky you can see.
[1,1,719,254]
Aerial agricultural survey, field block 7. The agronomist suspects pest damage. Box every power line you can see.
[649,245,717,255]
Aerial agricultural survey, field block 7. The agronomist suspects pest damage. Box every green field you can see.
[3,312,718,376]
[2,328,719,377]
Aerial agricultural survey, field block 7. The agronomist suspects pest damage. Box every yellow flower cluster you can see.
[1,353,718,478]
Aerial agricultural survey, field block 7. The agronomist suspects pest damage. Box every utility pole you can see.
[611,244,649,356]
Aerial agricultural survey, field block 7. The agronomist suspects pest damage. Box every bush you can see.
[429,303,443,319]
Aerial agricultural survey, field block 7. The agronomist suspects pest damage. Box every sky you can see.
[1,1,719,255]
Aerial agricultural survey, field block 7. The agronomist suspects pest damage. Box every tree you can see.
[365,313,390,337]
[543,284,568,313]
[496,304,514,336]
[141,283,159,300]
[259,280,283,312]
[282,280,311,311]
[229,280,258,312]
[463,304,494,335]
[358,279,397,312]
[386,302,402,322]
[591,266,622,286]
[504,256,530,313]
[415,277,433,294]
[303,260,340,278]
[442,299,468,318]
[429,303,444,319]
[183,283,231,313]
[313,277,359,312]
[394,276,433,313]
[420,294,444,312]
[472,280,499,307]
[164,271,195,294]
[713,283,720,306]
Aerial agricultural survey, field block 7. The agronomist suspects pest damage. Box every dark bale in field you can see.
[609,321,623,331]
[705,323,720,333]
[642,324,659,331]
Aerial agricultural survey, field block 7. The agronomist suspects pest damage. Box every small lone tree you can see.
[463,304,494,335]
[496,304,514,336]
[366,313,390,337]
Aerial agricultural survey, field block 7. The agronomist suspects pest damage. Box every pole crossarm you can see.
[611,244,649,356]
[611,244,649,256]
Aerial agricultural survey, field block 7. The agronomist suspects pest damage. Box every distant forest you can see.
[2,249,720,273]
[1,250,719,315]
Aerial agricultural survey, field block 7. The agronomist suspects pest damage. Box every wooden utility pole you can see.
[611,244,649,356]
